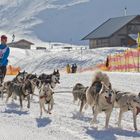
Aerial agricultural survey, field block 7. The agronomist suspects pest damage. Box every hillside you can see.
[9,47,127,73]
[0,0,140,45]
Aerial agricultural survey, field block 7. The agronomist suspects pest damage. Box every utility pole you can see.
[124,7,127,16]
[12,34,15,42]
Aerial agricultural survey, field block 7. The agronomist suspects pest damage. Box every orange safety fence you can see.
[96,63,109,71]
[97,48,140,72]
[6,65,21,75]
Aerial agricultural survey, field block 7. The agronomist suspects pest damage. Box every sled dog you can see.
[39,83,54,117]
[114,90,140,130]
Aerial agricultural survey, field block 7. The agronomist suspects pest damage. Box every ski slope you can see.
[0,72,140,140]
[9,47,127,73]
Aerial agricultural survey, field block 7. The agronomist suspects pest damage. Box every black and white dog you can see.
[38,70,60,89]
[5,79,33,109]
[72,83,88,113]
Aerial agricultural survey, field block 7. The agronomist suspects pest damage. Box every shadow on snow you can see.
[85,127,140,140]
[36,117,52,128]
[3,109,29,115]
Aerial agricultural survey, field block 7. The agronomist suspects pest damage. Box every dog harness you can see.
[136,106,140,115]
[126,102,140,115]
[40,95,48,99]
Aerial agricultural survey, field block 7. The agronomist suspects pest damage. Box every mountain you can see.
[0,0,140,45]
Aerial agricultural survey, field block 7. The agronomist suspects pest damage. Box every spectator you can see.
[0,35,10,83]
[66,64,71,73]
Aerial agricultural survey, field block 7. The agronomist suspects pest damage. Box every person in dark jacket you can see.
[74,63,77,73]
[71,64,75,73]
[0,35,10,83]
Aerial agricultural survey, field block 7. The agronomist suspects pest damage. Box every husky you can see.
[52,69,60,80]
[5,79,33,109]
[86,71,115,128]
[25,74,39,99]
[86,82,115,128]
[38,73,60,89]
[0,71,28,98]
[92,71,111,87]
[39,83,54,117]
[86,71,111,108]
[12,71,28,83]
[25,73,37,80]
[72,83,88,113]
[30,78,42,89]
[0,81,11,99]
[114,90,140,130]
[2,71,29,95]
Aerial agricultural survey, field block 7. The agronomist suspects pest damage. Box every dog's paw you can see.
[84,104,88,110]
[47,111,52,114]
[46,110,52,114]
[90,123,98,129]
[117,122,122,128]
[90,119,98,125]
[134,127,138,131]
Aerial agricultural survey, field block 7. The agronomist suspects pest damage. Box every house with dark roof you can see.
[8,39,34,49]
[82,15,140,49]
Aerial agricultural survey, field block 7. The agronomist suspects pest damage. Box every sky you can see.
[33,0,140,45]
[0,0,140,45]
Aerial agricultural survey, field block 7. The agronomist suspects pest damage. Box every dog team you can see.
[72,71,140,130]
[0,69,139,130]
[0,69,60,117]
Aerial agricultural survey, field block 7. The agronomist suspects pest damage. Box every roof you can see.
[82,15,139,40]
[8,39,34,45]
[16,39,34,45]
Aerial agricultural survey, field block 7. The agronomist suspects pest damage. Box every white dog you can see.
[86,82,116,128]
[39,83,54,117]
[114,90,140,130]
[86,71,116,128]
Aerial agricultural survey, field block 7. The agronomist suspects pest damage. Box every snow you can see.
[0,0,92,45]
[0,1,140,139]
[9,47,127,73]
[0,0,140,45]
[0,72,140,140]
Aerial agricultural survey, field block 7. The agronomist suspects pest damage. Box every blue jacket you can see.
[0,44,10,66]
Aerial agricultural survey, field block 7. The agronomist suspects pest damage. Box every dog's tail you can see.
[92,71,110,87]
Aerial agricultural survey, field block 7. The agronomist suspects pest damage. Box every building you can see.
[82,15,140,49]
[36,47,46,50]
[8,39,34,49]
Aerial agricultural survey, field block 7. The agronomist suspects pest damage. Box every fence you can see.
[97,48,140,72]
[6,65,21,75]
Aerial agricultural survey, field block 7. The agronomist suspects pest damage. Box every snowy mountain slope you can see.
[0,72,140,140]
[9,47,126,73]
[0,0,140,45]
[0,0,91,44]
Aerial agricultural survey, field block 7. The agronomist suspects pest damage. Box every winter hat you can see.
[1,35,7,41]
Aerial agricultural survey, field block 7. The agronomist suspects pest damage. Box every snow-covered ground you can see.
[9,47,127,73]
[0,72,140,140]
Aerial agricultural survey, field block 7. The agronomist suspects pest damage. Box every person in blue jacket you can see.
[0,35,10,83]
